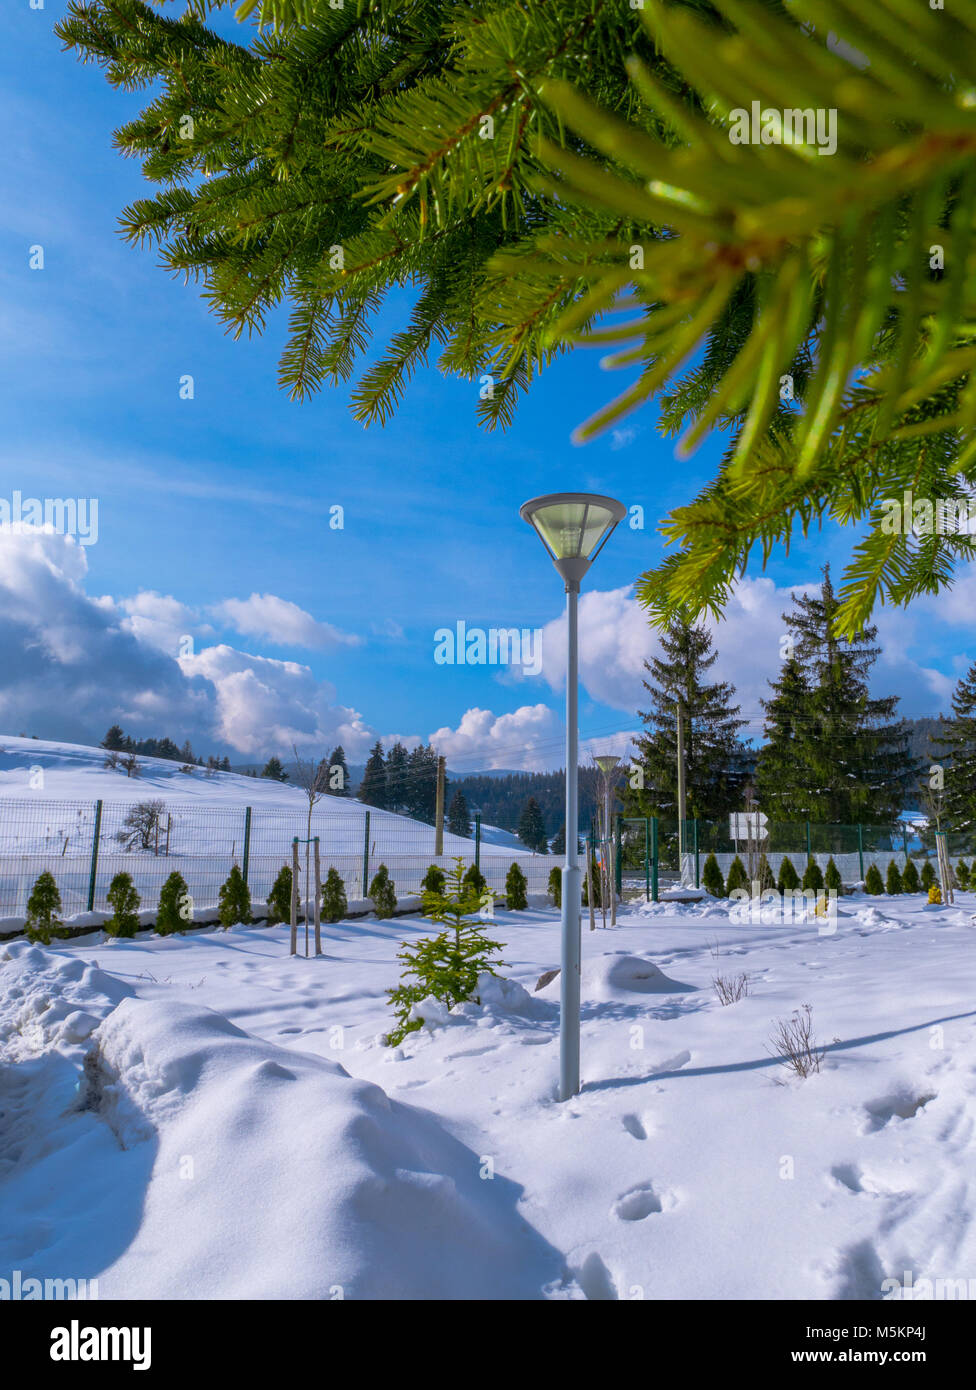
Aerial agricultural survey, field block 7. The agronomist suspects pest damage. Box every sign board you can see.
[729,811,768,840]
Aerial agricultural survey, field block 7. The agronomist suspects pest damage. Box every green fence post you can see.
[651,817,659,902]
[475,813,481,871]
[693,817,700,888]
[362,811,370,896]
[805,820,812,862]
[242,806,252,886]
[615,815,622,895]
[857,823,864,881]
[644,818,650,902]
[87,799,103,912]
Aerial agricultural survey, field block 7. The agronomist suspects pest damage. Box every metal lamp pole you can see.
[519,493,625,1101]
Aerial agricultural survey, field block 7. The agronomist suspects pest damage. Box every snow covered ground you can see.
[3,888,976,1300]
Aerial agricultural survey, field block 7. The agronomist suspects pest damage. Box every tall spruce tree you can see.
[447,789,471,838]
[939,664,976,831]
[762,567,915,824]
[261,756,288,782]
[622,620,747,821]
[517,797,547,853]
[358,741,387,810]
[385,742,409,815]
[326,745,350,797]
[404,744,440,824]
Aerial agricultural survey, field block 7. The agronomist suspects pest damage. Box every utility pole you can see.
[676,698,687,882]
[434,754,446,856]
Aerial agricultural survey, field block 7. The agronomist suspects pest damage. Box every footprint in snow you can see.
[611,1181,675,1221]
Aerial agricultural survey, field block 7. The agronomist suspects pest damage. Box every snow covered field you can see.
[3,889,976,1300]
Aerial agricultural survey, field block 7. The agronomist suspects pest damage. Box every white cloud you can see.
[213,593,360,649]
[116,590,203,657]
[428,705,565,772]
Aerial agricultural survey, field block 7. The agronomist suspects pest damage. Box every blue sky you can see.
[0,4,971,771]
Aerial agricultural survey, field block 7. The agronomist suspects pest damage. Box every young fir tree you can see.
[260,756,288,783]
[105,872,140,937]
[938,662,976,831]
[622,619,747,822]
[864,863,885,895]
[421,865,446,898]
[902,859,921,893]
[777,856,800,892]
[358,741,387,809]
[369,864,397,919]
[321,867,348,924]
[386,860,506,1048]
[920,860,937,892]
[885,860,903,894]
[384,741,409,814]
[517,797,547,852]
[761,568,915,823]
[156,871,189,936]
[756,853,775,892]
[702,853,725,898]
[802,858,825,892]
[266,864,293,925]
[725,856,748,893]
[548,865,561,906]
[505,862,528,910]
[218,865,252,928]
[25,871,64,945]
[101,724,127,751]
[956,859,971,890]
[447,789,471,838]
[462,863,487,899]
[824,858,843,895]
[326,745,350,797]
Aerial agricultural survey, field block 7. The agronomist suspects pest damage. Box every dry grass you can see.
[713,971,749,1005]
[767,1003,826,1078]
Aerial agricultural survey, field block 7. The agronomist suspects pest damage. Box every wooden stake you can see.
[290,838,298,956]
[314,837,322,956]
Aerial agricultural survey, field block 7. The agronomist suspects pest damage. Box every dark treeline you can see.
[101,725,230,772]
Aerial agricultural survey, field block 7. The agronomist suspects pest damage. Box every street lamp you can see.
[520,492,626,1099]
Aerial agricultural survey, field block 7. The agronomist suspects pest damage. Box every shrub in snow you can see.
[920,860,936,892]
[725,855,748,893]
[824,857,843,895]
[714,971,748,1005]
[421,864,445,899]
[768,1004,825,1079]
[547,866,561,907]
[801,858,824,892]
[901,858,921,893]
[864,863,884,895]
[387,859,506,1048]
[957,859,971,890]
[462,863,486,898]
[25,871,64,945]
[218,865,252,928]
[928,883,943,904]
[505,862,527,910]
[105,872,141,937]
[321,867,347,924]
[266,864,292,925]
[756,853,775,892]
[702,853,725,898]
[777,856,800,892]
[156,871,189,936]
[369,864,397,919]
[583,852,603,906]
[885,860,903,894]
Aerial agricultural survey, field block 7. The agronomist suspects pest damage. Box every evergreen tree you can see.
[447,789,471,838]
[369,864,397,919]
[802,858,825,892]
[725,856,748,894]
[756,853,775,893]
[266,864,293,925]
[218,865,252,928]
[864,864,885,895]
[517,797,547,853]
[358,741,387,810]
[885,860,903,894]
[462,863,487,899]
[105,872,140,938]
[321,867,348,924]
[548,866,561,907]
[404,744,440,823]
[824,858,843,895]
[902,859,921,893]
[25,871,64,945]
[938,663,976,831]
[702,853,725,898]
[101,724,127,751]
[920,860,936,892]
[384,741,409,813]
[326,745,351,797]
[421,865,446,899]
[261,756,288,783]
[956,859,971,890]
[156,871,189,936]
[505,862,528,910]
[777,856,800,892]
[622,619,747,822]
[759,569,915,823]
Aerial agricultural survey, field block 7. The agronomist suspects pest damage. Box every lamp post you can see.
[520,492,626,1100]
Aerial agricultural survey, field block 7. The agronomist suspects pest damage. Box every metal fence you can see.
[0,797,557,919]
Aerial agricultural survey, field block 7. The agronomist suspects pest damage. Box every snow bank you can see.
[406,970,556,1036]
[536,952,695,1003]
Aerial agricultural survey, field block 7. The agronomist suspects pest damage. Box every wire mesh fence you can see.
[2,798,974,921]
